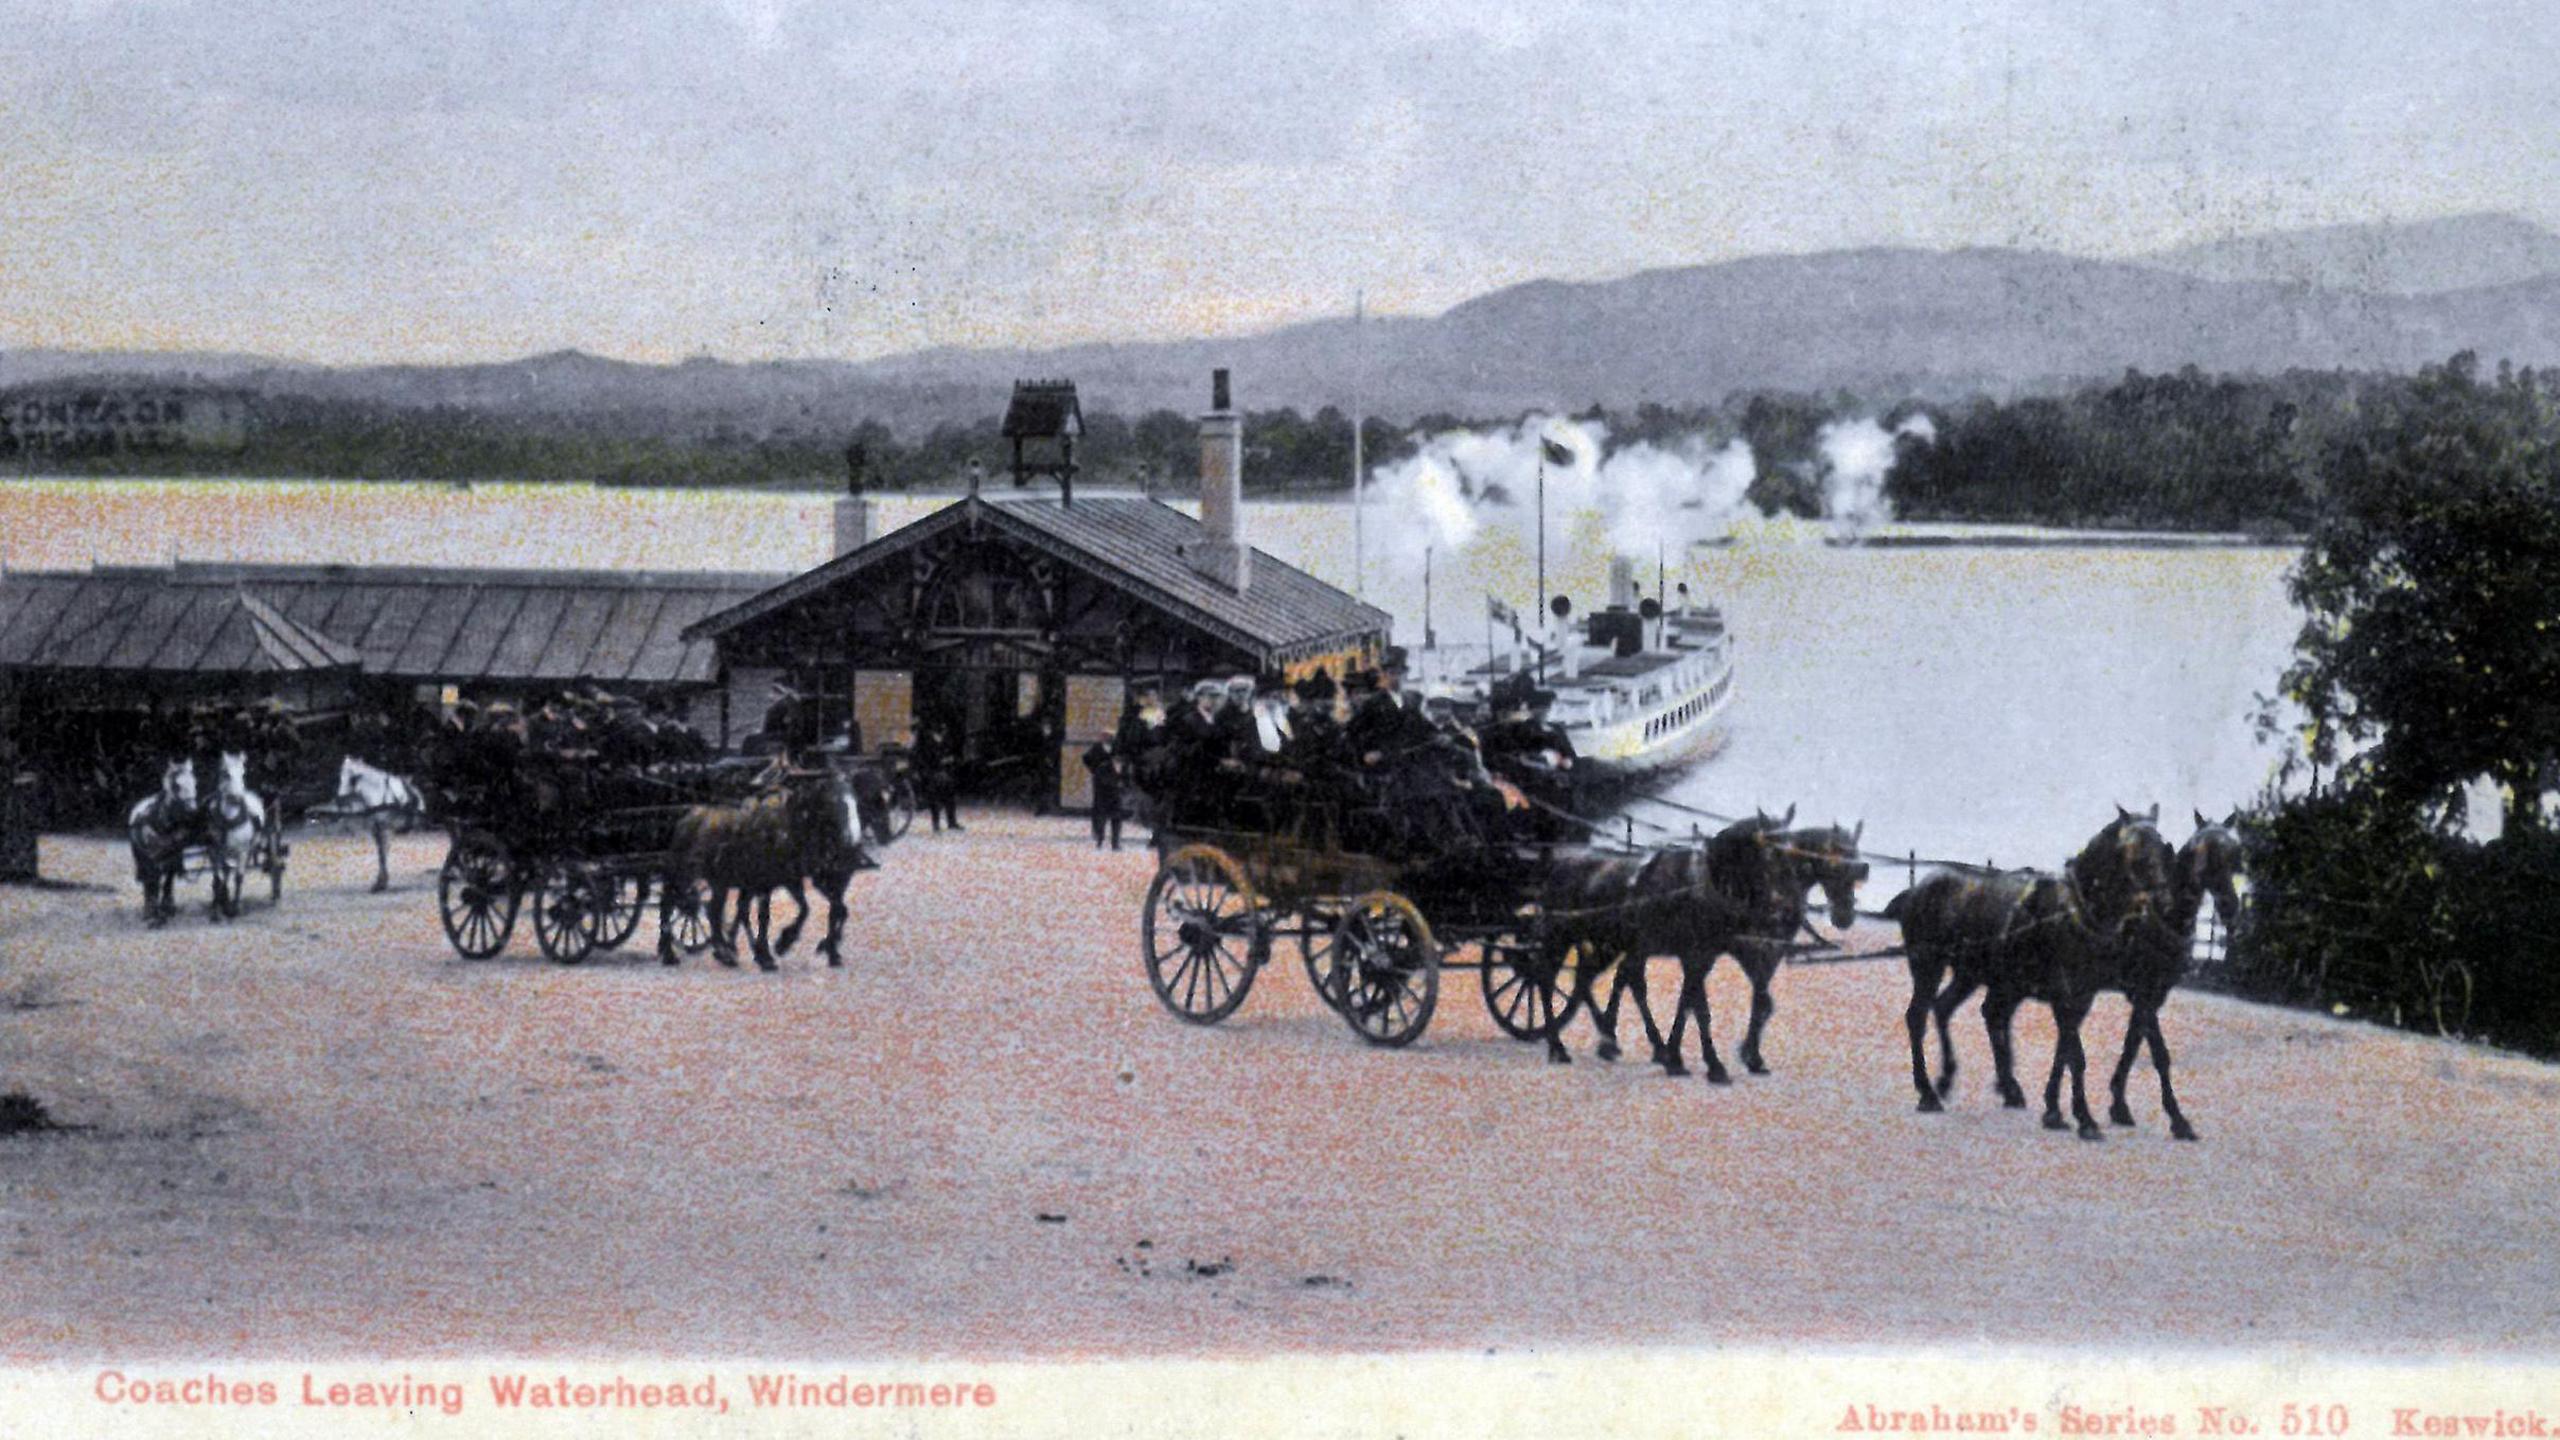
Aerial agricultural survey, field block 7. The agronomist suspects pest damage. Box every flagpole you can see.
[1351,290,1366,599]
[1535,446,1547,685]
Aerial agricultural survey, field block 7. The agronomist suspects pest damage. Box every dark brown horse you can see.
[2097,810,2243,1140]
[740,763,898,967]
[1887,805,2179,1138]
[1716,821,1868,1076]
[1540,809,1791,1079]
[656,767,886,971]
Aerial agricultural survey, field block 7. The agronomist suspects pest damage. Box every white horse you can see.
[205,751,268,920]
[127,758,200,927]
[320,756,425,892]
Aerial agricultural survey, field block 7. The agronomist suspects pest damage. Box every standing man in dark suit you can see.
[1082,736,1125,850]
[914,716,963,833]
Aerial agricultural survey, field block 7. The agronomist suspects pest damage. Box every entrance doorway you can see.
[912,664,1064,808]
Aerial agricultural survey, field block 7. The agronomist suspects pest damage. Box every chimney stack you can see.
[1190,368,1250,591]
[1607,555,1636,610]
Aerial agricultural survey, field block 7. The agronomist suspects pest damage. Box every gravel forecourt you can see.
[4,818,2557,1361]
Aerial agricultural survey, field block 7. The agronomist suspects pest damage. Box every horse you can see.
[1711,820,1869,1076]
[2096,809,2244,1140]
[1538,808,1792,1079]
[319,756,427,892]
[1887,804,2179,1138]
[727,762,899,967]
[127,759,200,927]
[204,751,269,921]
[655,765,890,971]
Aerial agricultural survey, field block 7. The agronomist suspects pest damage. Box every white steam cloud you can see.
[1366,417,1761,572]
[1815,413,1935,538]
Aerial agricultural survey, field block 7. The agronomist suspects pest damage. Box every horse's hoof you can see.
[713,953,739,970]
[2170,1120,2199,1142]
[371,879,389,894]
[1595,1041,1620,1063]
[1705,1068,1732,1086]
[1935,1074,1957,1101]
[1544,1045,1572,1066]
[2000,1088,2028,1110]
[2042,1111,2068,1131]
[2109,1102,2137,1127]
[755,959,779,974]
[824,956,843,969]
[1744,1058,1769,1077]
[2077,1122,2106,1142]
[1660,1060,1689,1078]
[1916,1094,1943,1114]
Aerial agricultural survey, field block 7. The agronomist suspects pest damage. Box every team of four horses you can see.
[127,746,2244,1141]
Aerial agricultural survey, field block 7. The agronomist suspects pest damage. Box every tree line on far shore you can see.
[19,360,2560,536]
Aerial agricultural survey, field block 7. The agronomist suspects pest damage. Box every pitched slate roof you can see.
[687,495,1391,662]
[0,563,786,684]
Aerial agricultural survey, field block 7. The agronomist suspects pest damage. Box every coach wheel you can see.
[1297,906,1345,1011]
[1142,844,1264,1025]
[532,861,601,966]
[1479,934,1573,1042]
[886,780,918,841]
[1333,891,1439,1049]
[663,877,719,956]
[590,873,648,952]
[438,832,519,960]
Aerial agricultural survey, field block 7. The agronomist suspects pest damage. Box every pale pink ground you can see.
[2,818,2555,1361]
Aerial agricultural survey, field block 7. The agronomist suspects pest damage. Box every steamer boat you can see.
[1449,555,1735,796]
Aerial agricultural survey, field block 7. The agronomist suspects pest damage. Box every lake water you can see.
[0,479,2303,869]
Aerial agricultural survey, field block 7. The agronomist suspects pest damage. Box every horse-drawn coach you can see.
[1136,750,1870,1069]
[425,743,894,968]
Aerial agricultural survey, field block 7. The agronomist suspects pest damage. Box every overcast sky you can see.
[6,0,2557,364]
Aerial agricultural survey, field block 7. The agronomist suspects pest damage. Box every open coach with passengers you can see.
[420,691,898,969]
[1126,652,1872,1070]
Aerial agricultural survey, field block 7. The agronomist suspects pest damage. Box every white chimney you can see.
[833,495,873,556]
[1189,368,1250,591]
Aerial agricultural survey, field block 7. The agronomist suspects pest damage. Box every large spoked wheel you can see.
[438,831,519,960]
[531,860,601,966]
[590,872,648,952]
[1141,844,1265,1025]
[1480,933,1573,1042]
[1296,905,1345,1011]
[1333,891,1439,1048]
[662,877,719,956]
[886,780,918,842]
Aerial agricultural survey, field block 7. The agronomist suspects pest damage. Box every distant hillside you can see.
[2144,213,2560,295]
[0,348,307,387]
[843,243,2560,420]
[19,226,2560,433]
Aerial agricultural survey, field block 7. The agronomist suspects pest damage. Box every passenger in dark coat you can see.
[1082,737,1125,850]
[1165,680,1235,826]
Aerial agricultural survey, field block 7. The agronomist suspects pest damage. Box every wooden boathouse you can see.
[688,373,1390,811]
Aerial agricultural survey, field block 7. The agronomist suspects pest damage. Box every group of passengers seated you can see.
[423,685,718,819]
[1118,648,1583,856]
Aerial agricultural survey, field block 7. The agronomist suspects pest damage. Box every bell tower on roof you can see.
[1000,379,1084,505]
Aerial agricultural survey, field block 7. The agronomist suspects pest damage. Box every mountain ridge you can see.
[11,218,2560,430]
